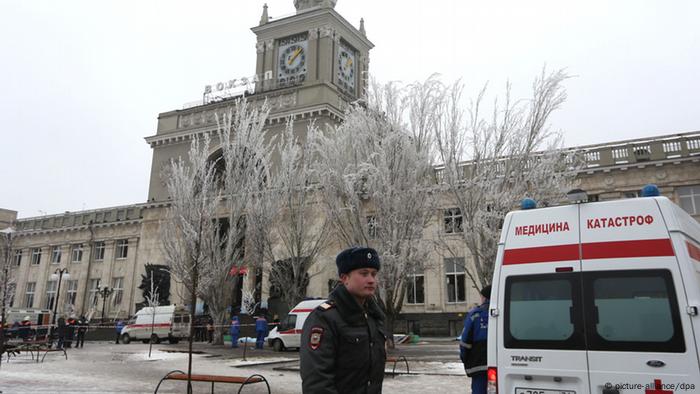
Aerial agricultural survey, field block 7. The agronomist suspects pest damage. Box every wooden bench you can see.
[154,370,271,394]
[40,347,68,363]
[4,340,50,362]
[386,355,410,377]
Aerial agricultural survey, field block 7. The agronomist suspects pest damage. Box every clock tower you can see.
[252,1,373,109]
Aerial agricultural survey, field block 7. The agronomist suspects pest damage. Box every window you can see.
[583,269,684,352]
[406,273,425,304]
[280,314,297,331]
[367,216,378,239]
[444,258,466,303]
[71,244,83,263]
[51,246,62,264]
[116,239,128,259]
[443,208,463,233]
[14,250,22,266]
[678,185,700,215]
[25,282,36,308]
[66,280,78,306]
[623,191,639,199]
[505,273,584,350]
[88,279,101,307]
[45,280,57,309]
[328,279,340,293]
[93,241,105,261]
[31,248,42,265]
[504,270,684,353]
[112,277,124,306]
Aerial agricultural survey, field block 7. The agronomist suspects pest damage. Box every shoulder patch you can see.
[318,301,335,311]
[309,326,324,350]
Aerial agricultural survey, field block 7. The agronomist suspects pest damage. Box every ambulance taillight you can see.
[487,366,498,394]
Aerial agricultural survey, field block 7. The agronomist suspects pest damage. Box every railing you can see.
[433,132,700,182]
[16,204,145,232]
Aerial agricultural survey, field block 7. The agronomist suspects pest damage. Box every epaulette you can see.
[318,301,335,311]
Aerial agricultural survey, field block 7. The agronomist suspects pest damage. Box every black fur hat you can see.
[336,247,381,275]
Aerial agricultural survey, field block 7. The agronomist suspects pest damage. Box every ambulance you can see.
[487,186,700,394]
[120,305,190,344]
[267,299,326,351]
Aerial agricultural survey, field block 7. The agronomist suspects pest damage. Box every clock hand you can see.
[288,47,303,65]
[345,58,353,68]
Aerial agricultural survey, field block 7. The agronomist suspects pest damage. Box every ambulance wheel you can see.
[272,339,285,352]
[150,334,161,344]
[121,333,131,344]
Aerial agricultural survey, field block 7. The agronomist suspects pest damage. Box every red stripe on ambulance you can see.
[582,239,674,259]
[503,244,579,264]
[504,239,674,265]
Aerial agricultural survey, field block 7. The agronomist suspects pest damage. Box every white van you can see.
[267,299,327,351]
[487,192,700,394]
[120,305,190,344]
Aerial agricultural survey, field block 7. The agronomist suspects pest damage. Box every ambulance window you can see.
[584,269,685,352]
[174,315,181,323]
[282,315,297,331]
[504,274,584,350]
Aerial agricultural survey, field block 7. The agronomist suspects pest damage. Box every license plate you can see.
[515,389,575,394]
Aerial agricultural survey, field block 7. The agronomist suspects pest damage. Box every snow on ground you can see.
[0,342,469,393]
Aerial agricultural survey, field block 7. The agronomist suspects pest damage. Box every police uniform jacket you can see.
[460,301,489,377]
[300,284,387,394]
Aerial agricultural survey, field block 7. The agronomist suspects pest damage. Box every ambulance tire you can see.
[150,334,161,344]
[121,333,131,344]
[272,339,286,352]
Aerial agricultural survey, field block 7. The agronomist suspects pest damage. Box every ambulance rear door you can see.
[580,198,700,393]
[497,204,588,394]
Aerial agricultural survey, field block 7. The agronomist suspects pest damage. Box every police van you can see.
[267,299,326,351]
[487,186,700,394]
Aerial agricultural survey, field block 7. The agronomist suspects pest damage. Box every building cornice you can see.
[144,104,344,148]
[251,7,374,49]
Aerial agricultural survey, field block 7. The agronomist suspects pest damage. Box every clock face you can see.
[278,40,308,83]
[337,46,356,92]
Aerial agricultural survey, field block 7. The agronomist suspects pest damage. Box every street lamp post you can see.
[50,268,70,343]
[99,286,113,323]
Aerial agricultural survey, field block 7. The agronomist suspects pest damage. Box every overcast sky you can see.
[1,0,698,218]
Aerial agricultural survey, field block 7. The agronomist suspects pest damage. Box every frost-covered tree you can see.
[144,272,160,358]
[312,80,440,345]
[160,134,221,387]
[253,121,331,311]
[198,99,275,345]
[434,68,579,290]
[0,226,17,368]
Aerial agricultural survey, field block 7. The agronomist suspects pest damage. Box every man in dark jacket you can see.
[75,316,88,348]
[300,246,386,394]
[56,316,67,349]
[64,315,77,348]
[460,285,491,394]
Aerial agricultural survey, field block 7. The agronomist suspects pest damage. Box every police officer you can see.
[460,285,491,394]
[300,246,386,394]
